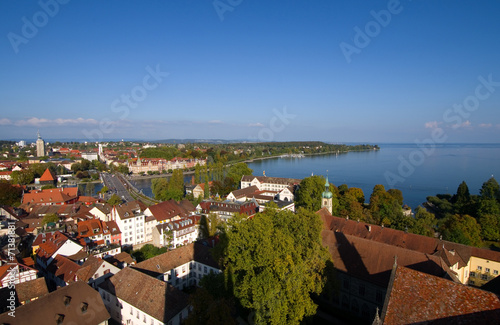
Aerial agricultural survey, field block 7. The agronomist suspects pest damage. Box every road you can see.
[101,172,134,202]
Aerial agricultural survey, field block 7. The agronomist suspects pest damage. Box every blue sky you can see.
[1,0,500,143]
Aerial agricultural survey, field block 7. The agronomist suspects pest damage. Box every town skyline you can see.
[1,1,500,143]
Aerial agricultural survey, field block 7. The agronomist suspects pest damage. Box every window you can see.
[494,270,499,275]
[478,266,483,271]
[137,310,140,319]
[469,280,475,285]
[204,266,207,274]
[486,268,490,273]
[376,290,384,303]
[130,307,133,315]
[358,284,365,296]
[470,271,476,277]
[481,274,488,280]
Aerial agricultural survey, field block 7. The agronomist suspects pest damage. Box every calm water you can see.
[126,144,500,209]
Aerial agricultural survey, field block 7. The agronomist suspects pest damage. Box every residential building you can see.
[110,201,147,246]
[197,199,259,221]
[0,281,110,325]
[132,243,220,290]
[38,168,57,187]
[0,262,37,288]
[99,267,189,325]
[128,157,206,174]
[240,175,300,201]
[75,256,120,289]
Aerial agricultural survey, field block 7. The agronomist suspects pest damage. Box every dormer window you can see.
[80,302,88,313]
[56,314,65,324]
[63,296,71,306]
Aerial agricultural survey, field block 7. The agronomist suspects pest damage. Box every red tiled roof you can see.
[39,168,56,182]
[22,187,78,205]
[382,265,500,324]
[46,255,82,284]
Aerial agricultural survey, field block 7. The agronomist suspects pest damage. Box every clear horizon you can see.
[1,1,500,143]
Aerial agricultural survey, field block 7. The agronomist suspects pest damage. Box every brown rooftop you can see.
[15,277,49,304]
[99,267,188,322]
[381,265,500,324]
[0,281,110,324]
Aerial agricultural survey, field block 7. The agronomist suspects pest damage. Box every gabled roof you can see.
[46,255,83,284]
[75,256,106,282]
[318,208,477,269]
[0,281,110,324]
[22,187,78,205]
[228,185,260,199]
[99,267,188,322]
[113,200,147,220]
[147,200,191,222]
[39,168,56,182]
[381,265,500,324]
[36,231,71,260]
[133,243,218,277]
[321,230,458,287]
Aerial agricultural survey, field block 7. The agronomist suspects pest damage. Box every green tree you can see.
[200,213,222,238]
[411,206,437,237]
[295,175,325,211]
[42,213,60,226]
[107,194,123,206]
[219,208,330,325]
[152,178,169,200]
[10,169,34,185]
[227,162,253,186]
[480,177,500,201]
[440,214,482,247]
[479,214,500,241]
[185,272,237,325]
[0,180,23,206]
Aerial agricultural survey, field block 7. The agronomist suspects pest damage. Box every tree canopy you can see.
[218,207,330,325]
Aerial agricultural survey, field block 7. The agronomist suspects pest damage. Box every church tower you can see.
[321,174,333,214]
[36,130,45,157]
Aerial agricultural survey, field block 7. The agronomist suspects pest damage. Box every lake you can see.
[124,143,500,209]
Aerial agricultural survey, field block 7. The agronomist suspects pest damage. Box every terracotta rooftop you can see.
[0,281,110,324]
[133,243,218,277]
[381,265,500,324]
[75,256,105,282]
[39,168,56,182]
[113,200,147,220]
[46,255,83,284]
[105,252,135,267]
[22,187,78,205]
[99,267,188,323]
[229,185,260,199]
